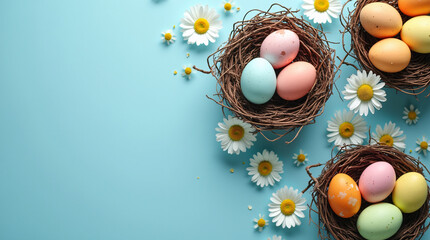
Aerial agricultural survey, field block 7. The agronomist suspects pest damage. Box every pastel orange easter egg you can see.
[328,173,362,218]
[398,0,430,16]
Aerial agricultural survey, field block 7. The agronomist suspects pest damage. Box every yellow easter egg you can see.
[392,172,428,213]
[401,16,430,54]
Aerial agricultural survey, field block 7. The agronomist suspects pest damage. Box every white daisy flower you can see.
[179,5,222,46]
[292,149,309,167]
[222,0,235,13]
[253,214,268,232]
[302,0,342,24]
[161,29,175,45]
[182,65,193,79]
[269,186,307,229]
[371,122,406,151]
[403,104,420,125]
[246,150,283,187]
[327,110,367,149]
[268,236,282,240]
[215,116,257,155]
[342,70,386,116]
[415,136,428,156]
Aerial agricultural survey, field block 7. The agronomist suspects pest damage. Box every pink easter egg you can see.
[359,161,396,203]
[260,29,300,69]
[276,61,316,101]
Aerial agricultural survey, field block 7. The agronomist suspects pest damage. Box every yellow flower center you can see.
[280,199,296,216]
[314,0,330,12]
[194,18,210,34]
[420,141,428,150]
[297,154,306,162]
[224,3,232,11]
[379,135,394,147]
[357,84,374,101]
[228,125,245,141]
[257,218,266,227]
[164,33,172,41]
[408,111,417,120]
[184,67,192,75]
[258,161,273,176]
[339,122,355,138]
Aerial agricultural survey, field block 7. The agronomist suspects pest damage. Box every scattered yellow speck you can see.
[197,176,200,180]
[186,53,190,58]
[173,71,178,75]
[409,150,412,153]
[248,205,252,210]
[230,168,234,173]
[237,7,241,12]
[242,162,245,165]
[184,67,192,75]
[173,25,176,29]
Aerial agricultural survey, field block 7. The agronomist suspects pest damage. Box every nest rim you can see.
[305,144,430,240]
[205,3,337,143]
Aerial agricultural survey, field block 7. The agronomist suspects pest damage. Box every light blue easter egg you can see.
[240,58,276,104]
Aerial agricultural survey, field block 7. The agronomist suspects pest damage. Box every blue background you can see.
[0,0,429,239]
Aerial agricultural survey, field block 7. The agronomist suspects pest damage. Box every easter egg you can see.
[357,203,403,240]
[398,0,430,16]
[276,61,316,101]
[401,16,430,54]
[369,38,411,73]
[260,29,300,69]
[328,173,361,218]
[359,162,396,203]
[392,172,428,213]
[240,58,277,104]
[359,2,403,38]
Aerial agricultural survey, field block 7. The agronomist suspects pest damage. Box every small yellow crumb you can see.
[242,162,245,165]
[186,53,190,58]
[248,205,252,210]
[230,168,234,173]
[173,71,177,75]
[173,25,176,29]
[197,176,200,180]
[409,150,412,153]
[236,7,241,12]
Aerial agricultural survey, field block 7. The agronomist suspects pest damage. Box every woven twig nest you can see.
[340,0,430,95]
[304,144,430,240]
[201,3,336,143]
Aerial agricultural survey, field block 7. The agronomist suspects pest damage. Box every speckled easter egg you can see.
[260,29,300,69]
[357,203,403,240]
[359,162,396,203]
[328,173,362,218]
[392,172,428,213]
[276,61,316,101]
[359,2,403,38]
[240,58,277,104]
